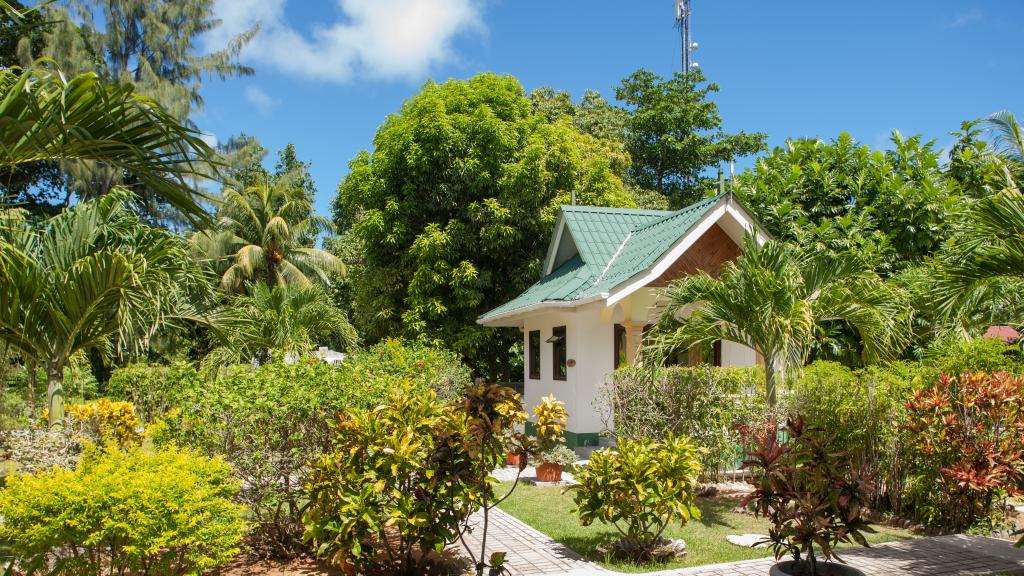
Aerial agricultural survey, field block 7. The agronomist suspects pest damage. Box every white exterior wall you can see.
[721,339,756,367]
[522,303,613,438]
[521,294,757,439]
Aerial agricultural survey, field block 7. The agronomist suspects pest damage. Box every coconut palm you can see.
[932,188,1024,335]
[193,178,343,293]
[203,282,357,370]
[0,189,214,427]
[0,62,214,220]
[647,236,908,405]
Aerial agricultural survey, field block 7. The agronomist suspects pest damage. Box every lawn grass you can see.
[496,482,917,573]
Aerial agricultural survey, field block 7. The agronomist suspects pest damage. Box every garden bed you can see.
[496,482,917,573]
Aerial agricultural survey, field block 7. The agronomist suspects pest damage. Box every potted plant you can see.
[504,427,528,467]
[537,444,577,481]
[532,395,572,482]
[742,416,875,576]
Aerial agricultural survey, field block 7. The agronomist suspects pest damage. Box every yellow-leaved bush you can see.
[66,399,142,448]
[569,435,703,560]
[0,444,247,575]
[533,394,567,450]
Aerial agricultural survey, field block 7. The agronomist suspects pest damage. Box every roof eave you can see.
[477,293,608,327]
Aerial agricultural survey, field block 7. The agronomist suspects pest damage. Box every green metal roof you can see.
[559,206,672,272]
[479,194,726,323]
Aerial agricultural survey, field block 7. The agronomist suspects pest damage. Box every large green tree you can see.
[43,0,253,119]
[616,69,766,207]
[649,237,908,405]
[735,131,964,276]
[334,73,637,379]
[0,190,212,427]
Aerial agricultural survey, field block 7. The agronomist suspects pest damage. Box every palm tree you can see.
[204,282,357,370]
[193,178,344,293]
[984,111,1024,187]
[932,188,1024,335]
[647,237,908,405]
[0,62,215,220]
[0,189,213,427]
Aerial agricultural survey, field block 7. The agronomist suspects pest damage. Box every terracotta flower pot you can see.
[536,462,563,482]
[506,452,522,467]
[769,560,865,576]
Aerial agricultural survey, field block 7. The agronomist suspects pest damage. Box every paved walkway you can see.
[459,506,595,575]
[461,507,1024,576]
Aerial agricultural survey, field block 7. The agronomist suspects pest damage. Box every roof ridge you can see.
[628,194,724,234]
[560,205,674,216]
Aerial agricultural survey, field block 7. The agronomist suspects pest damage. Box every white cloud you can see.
[207,0,484,83]
[244,85,279,112]
[946,8,983,29]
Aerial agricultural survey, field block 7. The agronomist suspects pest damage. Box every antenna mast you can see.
[675,0,698,73]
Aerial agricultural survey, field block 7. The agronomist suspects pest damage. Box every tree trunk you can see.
[46,359,64,429]
[764,356,783,407]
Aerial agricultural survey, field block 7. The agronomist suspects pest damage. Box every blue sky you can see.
[195,0,1024,218]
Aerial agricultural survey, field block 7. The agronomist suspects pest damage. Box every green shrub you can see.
[788,361,918,514]
[0,445,246,575]
[922,336,1024,381]
[344,338,470,402]
[599,365,764,478]
[570,436,702,560]
[304,383,517,574]
[154,362,383,556]
[0,364,35,430]
[106,360,201,423]
[156,340,471,557]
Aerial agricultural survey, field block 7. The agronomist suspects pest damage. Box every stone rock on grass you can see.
[652,538,688,560]
[727,533,770,548]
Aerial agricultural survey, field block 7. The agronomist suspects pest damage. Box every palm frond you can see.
[0,62,217,223]
[986,110,1024,163]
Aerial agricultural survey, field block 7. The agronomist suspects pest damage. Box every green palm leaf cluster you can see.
[985,110,1024,186]
[0,189,213,426]
[932,188,1024,334]
[192,178,343,293]
[648,237,908,404]
[204,282,357,371]
[0,62,215,218]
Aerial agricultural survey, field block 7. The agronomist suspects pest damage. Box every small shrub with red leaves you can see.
[741,416,876,576]
[903,371,1024,532]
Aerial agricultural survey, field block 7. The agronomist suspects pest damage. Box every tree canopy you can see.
[333,73,638,379]
[735,131,968,276]
[616,69,767,207]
